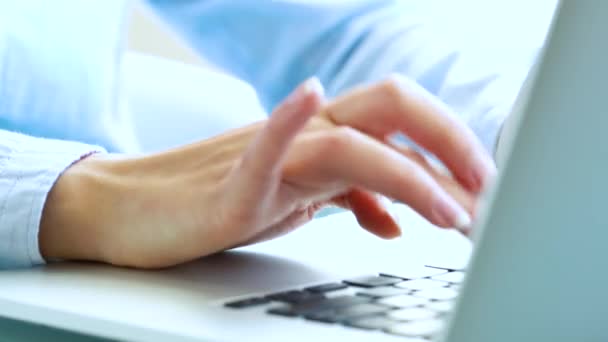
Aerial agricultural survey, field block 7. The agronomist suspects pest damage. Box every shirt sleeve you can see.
[0,129,105,269]
[145,0,546,153]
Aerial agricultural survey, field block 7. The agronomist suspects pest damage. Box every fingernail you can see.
[469,157,497,192]
[453,208,472,230]
[285,77,325,105]
[432,197,471,230]
[302,76,325,97]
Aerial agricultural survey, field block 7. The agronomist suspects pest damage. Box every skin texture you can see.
[39,76,495,269]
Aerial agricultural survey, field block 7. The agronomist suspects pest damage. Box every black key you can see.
[266,290,324,303]
[266,290,299,301]
[431,271,466,284]
[225,297,270,309]
[380,266,448,280]
[336,303,393,319]
[424,264,466,272]
[305,282,349,293]
[268,305,299,317]
[343,275,401,288]
[304,310,340,324]
[294,295,371,315]
[357,286,411,298]
[273,295,371,317]
[305,303,392,323]
[345,315,400,331]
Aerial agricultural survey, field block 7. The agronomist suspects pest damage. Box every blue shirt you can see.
[0,0,536,268]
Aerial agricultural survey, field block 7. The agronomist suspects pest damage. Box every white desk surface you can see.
[0,204,471,341]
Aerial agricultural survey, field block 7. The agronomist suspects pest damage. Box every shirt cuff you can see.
[0,131,106,269]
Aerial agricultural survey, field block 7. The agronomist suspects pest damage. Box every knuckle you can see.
[321,126,358,154]
[379,75,407,103]
[375,76,412,117]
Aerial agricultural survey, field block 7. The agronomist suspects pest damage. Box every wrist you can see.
[39,154,113,263]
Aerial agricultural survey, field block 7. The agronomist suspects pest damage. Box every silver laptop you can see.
[1,1,606,341]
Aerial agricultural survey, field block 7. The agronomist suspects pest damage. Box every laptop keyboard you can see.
[224,266,464,340]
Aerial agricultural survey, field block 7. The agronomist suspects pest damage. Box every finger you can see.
[388,142,477,217]
[333,190,401,239]
[285,127,471,230]
[238,77,324,192]
[323,74,496,193]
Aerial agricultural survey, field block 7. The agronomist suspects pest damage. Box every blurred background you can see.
[128,2,204,67]
[127,0,557,69]
[124,0,557,154]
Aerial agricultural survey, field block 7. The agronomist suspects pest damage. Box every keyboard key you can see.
[304,311,340,324]
[275,295,371,316]
[431,271,466,284]
[395,279,449,291]
[266,290,300,300]
[388,308,438,321]
[335,303,393,319]
[380,266,448,280]
[305,303,392,323]
[386,319,444,337]
[225,297,270,309]
[413,288,459,301]
[343,275,401,288]
[357,286,411,298]
[267,305,299,317]
[266,290,324,303]
[305,283,349,293]
[378,295,428,308]
[344,315,400,331]
[424,264,465,272]
[449,284,461,291]
[426,300,454,313]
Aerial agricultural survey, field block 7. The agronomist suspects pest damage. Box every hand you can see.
[40,76,495,268]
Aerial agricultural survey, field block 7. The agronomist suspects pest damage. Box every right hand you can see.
[40,76,495,268]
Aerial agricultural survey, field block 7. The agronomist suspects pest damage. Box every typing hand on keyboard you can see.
[41,75,492,269]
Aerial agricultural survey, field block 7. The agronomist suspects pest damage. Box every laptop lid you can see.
[443,1,608,341]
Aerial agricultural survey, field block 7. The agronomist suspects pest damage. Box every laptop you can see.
[0,1,606,341]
